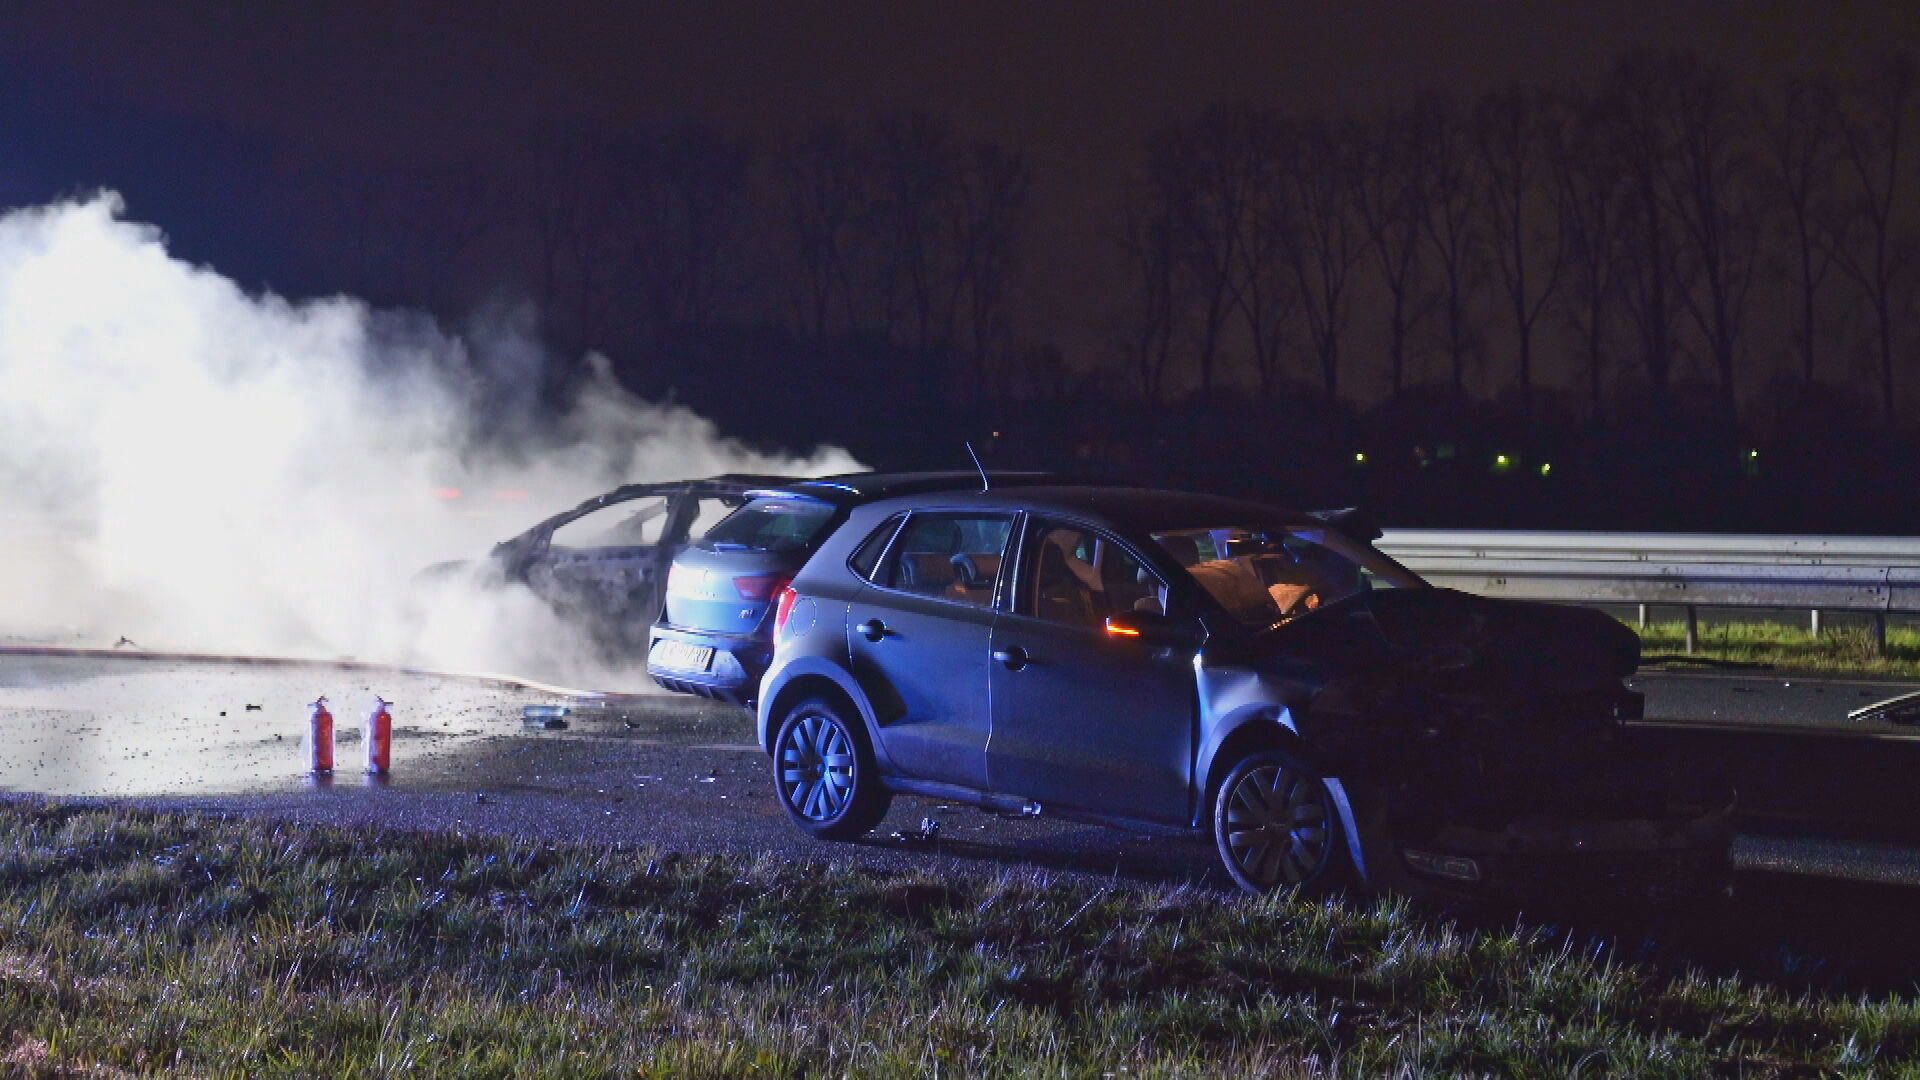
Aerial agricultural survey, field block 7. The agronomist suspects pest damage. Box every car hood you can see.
[1258,586,1638,695]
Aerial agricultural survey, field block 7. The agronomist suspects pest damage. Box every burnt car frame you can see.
[414,474,787,659]
[755,486,1732,897]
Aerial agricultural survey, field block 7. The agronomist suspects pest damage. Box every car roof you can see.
[855,485,1327,533]
[746,470,1054,505]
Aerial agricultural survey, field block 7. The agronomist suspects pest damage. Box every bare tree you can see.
[1475,86,1568,413]
[1232,110,1301,398]
[953,141,1030,400]
[872,110,964,361]
[775,121,872,355]
[1119,167,1188,405]
[1551,90,1627,420]
[1354,108,1433,395]
[1827,53,1918,420]
[1415,99,1487,391]
[617,123,756,339]
[1758,80,1842,386]
[1658,57,1761,400]
[1602,57,1690,390]
[1161,105,1265,392]
[1279,119,1363,397]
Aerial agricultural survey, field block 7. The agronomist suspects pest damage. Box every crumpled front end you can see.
[1256,587,1732,896]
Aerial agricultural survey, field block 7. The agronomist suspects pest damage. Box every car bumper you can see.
[1359,796,1736,901]
[646,625,771,707]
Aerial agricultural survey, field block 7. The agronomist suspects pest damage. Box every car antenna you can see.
[965,441,990,492]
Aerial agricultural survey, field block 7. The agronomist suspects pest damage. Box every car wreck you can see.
[755,486,1733,898]
[412,475,786,659]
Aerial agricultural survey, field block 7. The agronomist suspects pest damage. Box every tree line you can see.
[293,49,1919,447]
[1122,52,1920,427]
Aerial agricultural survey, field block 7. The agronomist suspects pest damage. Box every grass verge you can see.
[1635,620,1920,679]
[2,804,1919,1077]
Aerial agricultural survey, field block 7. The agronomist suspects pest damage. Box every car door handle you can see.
[991,646,1029,671]
[858,619,890,642]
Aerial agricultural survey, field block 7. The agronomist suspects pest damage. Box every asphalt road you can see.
[5,650,1920,890]
[21,650,1920,991]
[0,652,1227,888]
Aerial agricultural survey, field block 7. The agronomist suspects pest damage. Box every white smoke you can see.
[0,194,860,689]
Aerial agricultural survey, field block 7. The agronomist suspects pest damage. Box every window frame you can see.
[1009,515,1174,631]
[856,508,1021,611]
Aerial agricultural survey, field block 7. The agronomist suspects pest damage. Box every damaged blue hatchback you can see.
[756,485,1732,897]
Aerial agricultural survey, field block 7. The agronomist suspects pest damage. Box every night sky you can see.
[5,1,1916,372]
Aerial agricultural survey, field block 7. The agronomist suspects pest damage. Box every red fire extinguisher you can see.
[365,696,392,776]
[307,697,334,774]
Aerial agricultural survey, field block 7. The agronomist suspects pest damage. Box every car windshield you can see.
[1152,525,1426,629]
[700,497,837,554]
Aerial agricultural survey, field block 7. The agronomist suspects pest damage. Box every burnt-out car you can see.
[756,486,1732,898]
[412,475,787,659]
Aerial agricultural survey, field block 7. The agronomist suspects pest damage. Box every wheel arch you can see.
[758,662,879,757]
[1198,704,1374,887]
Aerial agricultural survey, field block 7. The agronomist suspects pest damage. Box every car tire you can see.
[771,697,891,841]
[1213,749,1350,896]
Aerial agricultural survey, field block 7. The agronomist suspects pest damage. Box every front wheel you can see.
[1213,749,1349,895]
[771,698,891,840]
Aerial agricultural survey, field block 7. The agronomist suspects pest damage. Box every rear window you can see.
[699,497,836,554]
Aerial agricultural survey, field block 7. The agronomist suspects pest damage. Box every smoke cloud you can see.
[0,194,860,689]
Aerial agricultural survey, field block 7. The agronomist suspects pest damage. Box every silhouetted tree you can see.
[1551,89,1628,421]
[1355,108,1433,395]
[1476,86,1567,413]
[1415,99,1487,391]
[1827,53,1918,420]
[1758,79,1842,386]
[1280,119,1363,397]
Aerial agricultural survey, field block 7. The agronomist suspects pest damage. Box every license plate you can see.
[652,640,714,672]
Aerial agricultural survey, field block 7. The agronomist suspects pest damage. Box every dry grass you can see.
[1636,620,1920,678]
[0,804,1915,1076]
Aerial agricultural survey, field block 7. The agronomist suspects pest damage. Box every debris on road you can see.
[522,705,570,730]
[892,817,941,847]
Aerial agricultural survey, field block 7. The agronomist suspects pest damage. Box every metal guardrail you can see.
[1375,530,1920,652]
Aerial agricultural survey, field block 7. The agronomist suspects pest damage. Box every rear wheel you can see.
[1213,749,1349,895]
[772,698,891,840]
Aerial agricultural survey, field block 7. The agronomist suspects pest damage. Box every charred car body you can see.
[413,475,785,660]
[756,486,1732,897]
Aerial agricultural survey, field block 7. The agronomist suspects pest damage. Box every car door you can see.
[522,490,676,643]
[845,510,1015,790]
[987,518,1199,824]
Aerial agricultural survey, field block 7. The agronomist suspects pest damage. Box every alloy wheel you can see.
[1222,762,1334,889]
[778,710,858,822]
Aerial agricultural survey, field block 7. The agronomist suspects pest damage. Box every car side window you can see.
[876,513,1013,607]
[849,515,905,582]
[548,496,669,549]
[1023,522,1168,629]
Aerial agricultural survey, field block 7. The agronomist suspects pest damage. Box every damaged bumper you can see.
[1387,799,1735,896]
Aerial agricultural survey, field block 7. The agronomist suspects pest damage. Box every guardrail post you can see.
[1810,609,1823,637]
[1637,603,1649,629]
[1684,605,1698,654]
[1873,613,1887,656]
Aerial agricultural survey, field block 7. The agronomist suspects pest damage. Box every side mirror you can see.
[1104,610,1201,648]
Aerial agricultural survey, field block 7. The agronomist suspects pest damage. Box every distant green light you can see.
[1539,462,1553,477]
[1353,452,1367,465]
[1747,448,1759,459]
[1494,454,1512,469]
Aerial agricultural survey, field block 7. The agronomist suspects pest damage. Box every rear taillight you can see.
[733,573,791,602]
[772,585,800,640]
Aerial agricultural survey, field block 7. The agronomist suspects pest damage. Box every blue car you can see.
[646,471,1046,705]
[754,485,1733,897]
